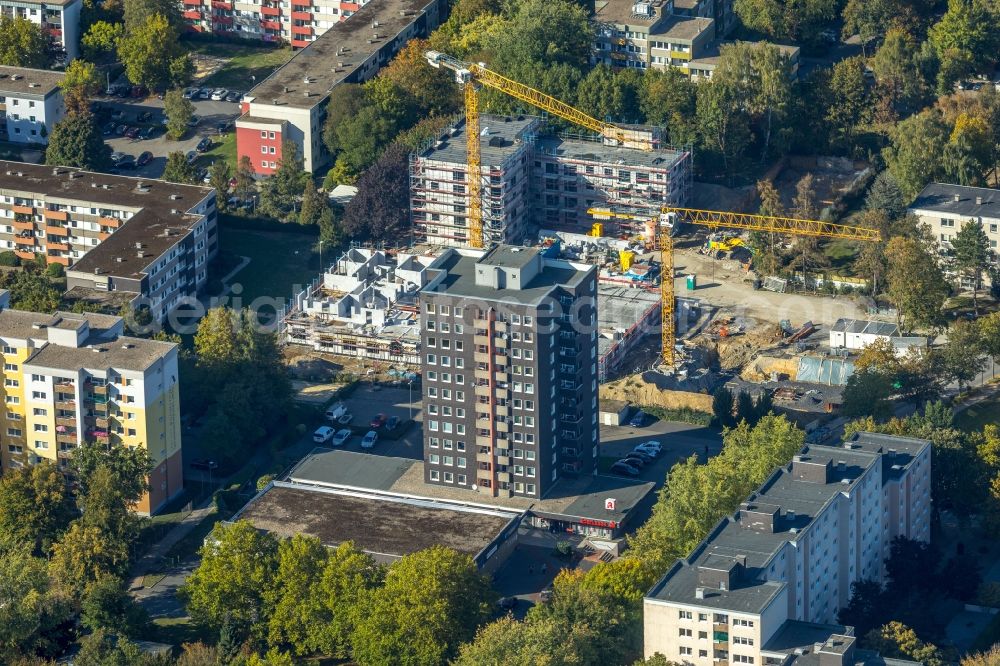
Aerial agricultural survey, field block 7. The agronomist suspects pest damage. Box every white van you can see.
[325,402,346,422]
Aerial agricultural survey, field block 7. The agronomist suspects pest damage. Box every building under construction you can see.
[409,114,692,247]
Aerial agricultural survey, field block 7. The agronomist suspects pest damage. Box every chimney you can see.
[837,460,846,472]
[976,196,983,205]
[695,587,705,600]
[787,509,796,520]
[954,194,961,202]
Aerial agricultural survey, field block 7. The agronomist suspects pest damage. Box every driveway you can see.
[599,419,723,488]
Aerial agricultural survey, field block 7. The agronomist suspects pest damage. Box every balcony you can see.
[259,4,280,15]
[56,433,77,445]
[54,379,74,391]
[496,455,510,466]
[476,418,492,430]
[55,416,75,428]
[14,249,35,260]
[98,216,121,228]
[473,335,489,346]
[495,404,508,417]
[45,224,68,237]
[183,9,202,18]
[42,209,67,221]
[476,451,491,464]
[474,368,491,381]
[88,383,108,395]
[290,9,311,19]
[211,0,231,7]
[12,204,33,215]
[291,23,312,36]
[495,420,509,433]
[291,38,311,48]
[182,0,201,5]
[497,471,510,483]
[476,435,492,448]
[474,352,490,364]
[713,631,729,643]
[14,235,35,247]
[493,354,508,366]
[12,218,34,231]
[261,19,281,30]
[55,399,75,410]
[47,241,70,252]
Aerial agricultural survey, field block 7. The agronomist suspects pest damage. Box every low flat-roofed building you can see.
[829,318,927,357]
[286,447,657,540]
[687,41,800,80]
[234,478,523,573]
[0,161,218,322]
[643,433,931,664]
[0,67,66,145]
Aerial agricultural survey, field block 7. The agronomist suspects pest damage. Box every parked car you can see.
[498,596,517,610]
[110,151,126,163]
[183,87,198,99]
[124,126,140,139]
[325,402,346,421]
[225,90,240,103]
[187,114,201,128]
[196,136,212,152]
[332,428,352,446]
[189,458,218,471]
[198,88,211,99]
[101,121,116,136]
[628,411,647,428]
[313,425,335,443]
[337,413,354,425]
[210,88,227,100]
[138,110,153,122]
[539,588,553,603]
[610,461,640,477]
[634,441,662,456]
[130,85,146,98]
[361,430,378,448]
[139,126,157,139]
[370,413,387,428]
[115,156,136,170]
[185,150,198,164]
[625,450,653,463]
[114,124,128,135]
[620,455,645,468]
[385,416,400,431]
[136,151,153,166]
[198,168,210,184]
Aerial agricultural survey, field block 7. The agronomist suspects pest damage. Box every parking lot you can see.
[94,90,242,179]
[319,385,423,460]
[599,418,722,488]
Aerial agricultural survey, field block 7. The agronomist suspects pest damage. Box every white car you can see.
[210,88,227,101]
[313,425,335,443]
[361,430,378,448]
[634,440,662,456]
[332,428,352,446]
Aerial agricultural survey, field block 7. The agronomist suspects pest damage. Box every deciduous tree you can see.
[342,142,411,242]
[259,141,308,222]
[117,14,190,91]
[48,523,130,597]
[0,17,50,68]
[61,60,103,116]
[46,112,112,171]
[883,109,949,199]
[209,159,232,213]
[865,621,947,666]
[162,151,196,184]
[163,88,194,140]
[885,235,949,330]
[951,219,991,312]
[352,546,494,666]
[0,462,75,552]
[81,21,123,62]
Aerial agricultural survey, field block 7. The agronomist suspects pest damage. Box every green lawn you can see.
[198,133,237,170]
[956,392,1000,432]
[823,239,859,271]
[195,45,293,90]
[218,226,320,303]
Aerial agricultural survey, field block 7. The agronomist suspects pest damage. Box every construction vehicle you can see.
[425,50,654,249]
[589,206,881,366]
[704,234,747,253]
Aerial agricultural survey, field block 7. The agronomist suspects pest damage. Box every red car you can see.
[369,413,386,428]
[124,126,140,139]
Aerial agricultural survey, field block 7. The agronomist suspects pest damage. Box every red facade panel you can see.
[236,124,282,177]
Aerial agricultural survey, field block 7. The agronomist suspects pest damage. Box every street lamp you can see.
[319,239,324,271]
[408,379,413,420]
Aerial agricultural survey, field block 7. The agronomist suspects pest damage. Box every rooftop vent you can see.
[11,74,21,80]
[840,478,851,485]
[283,86,289,93]
[92,346,104,353]
[28,82,38,88]
[837,460,846,471]
[169,193,181,200]
[101,184,109,189]
[134,242,144,249]
[977,196,984,205]
[304,90,311,97]
[695,587,705,600]
[115,257,124,263]
[121,343,134,350]
[303,76,313,84]
[786,509,796,520]
[15,171,22,177]
[170,208,178,215]
[91,182,98,188]
[954,193,961,202]
[93,268,102,275]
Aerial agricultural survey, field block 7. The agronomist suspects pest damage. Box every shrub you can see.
[0,251,20,266]
[46,262,64,278]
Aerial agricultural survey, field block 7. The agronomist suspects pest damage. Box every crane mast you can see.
[426,50,652,248]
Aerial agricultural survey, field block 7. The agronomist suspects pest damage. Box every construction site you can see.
[284,49,899,435]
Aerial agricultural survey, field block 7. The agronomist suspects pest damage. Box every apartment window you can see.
[260,130,267,138]
[127,428,136,437]
[733,637,754,646]
[679,611,693,619]
[4,379,17,388]
[33,424,47,432]
[7,428,21,437]
[430,470,440,480]
[34,439,48,449]
[5,396,19,404]
[2,346,15,354]
[32,408,46,416]
[733,656,754,664]
[261,161,268,169]
[679,629,693,637]
[429,454,439,464]
[6,412,16,420]
[679,647,693,656]
[733,619,754,627]
[3,363,15,371]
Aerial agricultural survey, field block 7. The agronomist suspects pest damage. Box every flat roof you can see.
[246,0,438,109]
[656,15,714,40]
[287,447,655,526]
[647,435,929,613]
[421,248,593,306]
[234,481,521,561]
[0,162,212,281]
[419,115,538,166]
[479,244,542,270]
[690,41,800,67]
[831,318,900,337]
[909,182,1000,219]
[0,309,121,342]
[594,0,668,25]
[0,66,64,96]
[598,284,659,358]
[534,135,687,170]
[24,334,176,373]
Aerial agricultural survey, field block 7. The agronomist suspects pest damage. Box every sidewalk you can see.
[129,501,216,591]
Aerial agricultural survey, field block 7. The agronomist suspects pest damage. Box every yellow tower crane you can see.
[425,50,653,249]
[589,206,882,366]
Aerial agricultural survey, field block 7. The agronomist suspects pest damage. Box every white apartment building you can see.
[0,162,218,323]
[0,0,80,60]
[909,182,1000,258]
[182,0,372,45]
[0,67,65,145]
[644,432,932,665]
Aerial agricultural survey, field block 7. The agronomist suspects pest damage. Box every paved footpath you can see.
[128,501,215,593]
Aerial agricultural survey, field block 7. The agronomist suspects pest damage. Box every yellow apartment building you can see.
[0,291,182,515]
